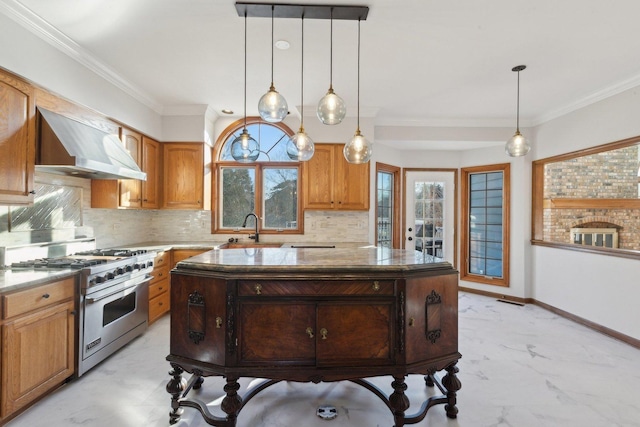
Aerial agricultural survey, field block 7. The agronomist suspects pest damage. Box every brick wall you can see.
[543,145,639,249]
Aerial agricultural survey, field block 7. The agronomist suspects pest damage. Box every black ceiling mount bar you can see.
[235,2,369,20]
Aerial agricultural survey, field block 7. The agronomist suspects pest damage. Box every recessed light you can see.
[221,109,233,114]
[275,40,290,50]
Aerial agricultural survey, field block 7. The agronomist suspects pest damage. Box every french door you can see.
[405,170,457,266]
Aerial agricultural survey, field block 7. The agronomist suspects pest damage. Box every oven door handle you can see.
[85,282,141,304]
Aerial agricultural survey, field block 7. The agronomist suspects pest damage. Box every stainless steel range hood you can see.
[36,108,146,180]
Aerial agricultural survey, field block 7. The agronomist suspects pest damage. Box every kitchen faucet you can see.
[242,212,260,242]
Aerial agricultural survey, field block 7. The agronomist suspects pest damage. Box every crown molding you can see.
[531,73,640,126]
[0,0,164,114]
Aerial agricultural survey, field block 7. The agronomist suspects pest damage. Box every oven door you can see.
[80,275,150,363]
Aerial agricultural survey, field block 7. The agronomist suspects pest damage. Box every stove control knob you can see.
[116,267,125,275]
[125,265,133,272]
[106,272,115,280]
[134,263,141,270]
[95,276,105,283]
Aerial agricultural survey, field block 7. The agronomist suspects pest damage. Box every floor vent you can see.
[497,299,525,306]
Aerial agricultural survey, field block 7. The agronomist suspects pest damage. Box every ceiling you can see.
[5,0,640,149]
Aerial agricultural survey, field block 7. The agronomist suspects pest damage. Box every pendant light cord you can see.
[356,17,361,131]
[243,11,248,130]
[270,5,274,86]
[516,69,520,132]
[329,8,333,89]
[300,15,305,128]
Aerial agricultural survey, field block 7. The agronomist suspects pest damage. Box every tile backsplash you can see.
[1,173,370,249]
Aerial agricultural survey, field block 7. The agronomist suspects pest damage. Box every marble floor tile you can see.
[6,292,640,427]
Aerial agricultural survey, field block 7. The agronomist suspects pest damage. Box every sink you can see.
[220,242,283,249]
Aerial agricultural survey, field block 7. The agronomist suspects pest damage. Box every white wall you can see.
[0,13,162,139]
[532,86,640,340]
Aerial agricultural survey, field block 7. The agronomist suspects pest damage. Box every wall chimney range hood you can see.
[36,108,146,181]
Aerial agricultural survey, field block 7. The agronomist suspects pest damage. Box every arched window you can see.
[213,118,302,234]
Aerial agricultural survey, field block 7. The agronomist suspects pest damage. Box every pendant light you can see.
[505,65,531,157]
[286,16,315,161]
[231,12,260,162]
[316,8,346,125]
[343,18,372,164]
[258,5,288,123]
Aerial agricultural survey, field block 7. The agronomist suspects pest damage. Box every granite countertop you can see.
[0,269,78,294]
[176,246,451,274]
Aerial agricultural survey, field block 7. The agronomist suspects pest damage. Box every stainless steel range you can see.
[10,247,155,376]
[72,248,155,376]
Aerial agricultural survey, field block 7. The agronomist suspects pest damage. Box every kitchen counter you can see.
[167,246,460,426]
[0,269,78,293]
[175,245,448,274]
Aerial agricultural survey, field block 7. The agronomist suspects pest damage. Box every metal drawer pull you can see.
[42,293,50,299]
[372,281,380,291]
[254,284,262,295]
[320,328,328,340]
[216,317,223,328]
[306,327,314,338]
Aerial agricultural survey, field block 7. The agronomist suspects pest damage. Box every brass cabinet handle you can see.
[216,317,223,328]
[306,327,314,338]
[372,281,380,291]
[320,328,328,340]
[254,284,262,295]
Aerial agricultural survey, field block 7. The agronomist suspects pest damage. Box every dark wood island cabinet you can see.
[166,247,461,426]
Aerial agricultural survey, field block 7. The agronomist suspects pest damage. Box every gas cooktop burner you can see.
[74,248,150,257]
[11,258,110,270]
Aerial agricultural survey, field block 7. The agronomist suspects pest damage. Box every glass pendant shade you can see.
[258,84,288,122]
[343,129,372,164]
[317,87,346,125]
[286,127,315,161]
[505,130,530,157]
[231,129,260,162]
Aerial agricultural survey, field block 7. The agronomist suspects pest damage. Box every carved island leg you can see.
[442,363,462,419]
[389,376,410,427]
[166,364,187,424]
[220,376,243,426]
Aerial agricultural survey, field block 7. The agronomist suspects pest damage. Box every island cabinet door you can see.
[404,273,458,364]
[237,302,316,366]
[170,273,227,366]
[315,302,394,367]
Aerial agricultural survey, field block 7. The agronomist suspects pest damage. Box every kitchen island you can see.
[167,246,461,426]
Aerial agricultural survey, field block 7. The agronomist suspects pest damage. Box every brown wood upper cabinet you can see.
[162,142,204,209]
[0,69,35,205]
[91,130,160,209]
[303,143,369,211]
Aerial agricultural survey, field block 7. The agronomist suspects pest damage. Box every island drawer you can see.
[2,277,76,319]
[238,279,394,296]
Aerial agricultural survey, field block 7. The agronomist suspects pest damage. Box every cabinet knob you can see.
[306,327,314,338]
[29,190,36,195]
[372,281,380,291]
[320,328,328,340]
[42,293,50,299]
[254,284,262,295]
[216,317,223,328]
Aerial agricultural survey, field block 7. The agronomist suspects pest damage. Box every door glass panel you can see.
[414,181,445,258]
[376,171,394,248]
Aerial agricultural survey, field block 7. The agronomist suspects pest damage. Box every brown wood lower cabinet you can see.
[149,250,170,324]
[149,249,209,324]
[167,259,461,426]
[0,276,77,424]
